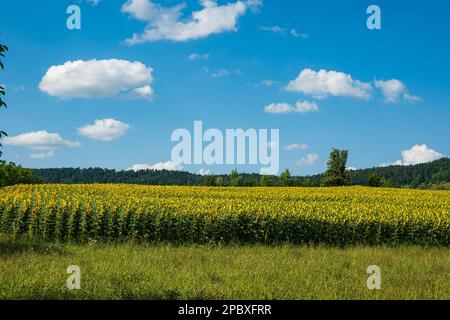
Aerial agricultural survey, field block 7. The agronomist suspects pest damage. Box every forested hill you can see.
[348,157,450,188]
[31,157,450,188]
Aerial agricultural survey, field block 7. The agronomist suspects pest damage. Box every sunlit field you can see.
[1,184,449,245]
[1,185,449,299]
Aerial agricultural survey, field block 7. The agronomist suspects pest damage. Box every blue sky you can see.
[1,0,449,175]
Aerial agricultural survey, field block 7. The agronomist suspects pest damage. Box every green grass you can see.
[0,236,449,300]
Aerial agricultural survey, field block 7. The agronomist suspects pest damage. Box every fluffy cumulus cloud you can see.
[39,59,153,100]
[127,85,154,100]
[286,68,372,100]
[284,144,308,151]
[121,0,261,44]
[128,161,183,171]
[401,144,443,165]
[2,130,80,151]
[379,144,444,167]
[374,79,421,103]
[264,100,318,114]
[78,119,130,141]
[295,153,319,166]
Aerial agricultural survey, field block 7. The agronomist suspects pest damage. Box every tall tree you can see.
[0,39,8,158]
[323,149,351,186]
[259,174,273,187]
[279,168,293,186]
[229,169,243,186]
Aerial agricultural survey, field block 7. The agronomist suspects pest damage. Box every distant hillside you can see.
[32,158,450,189]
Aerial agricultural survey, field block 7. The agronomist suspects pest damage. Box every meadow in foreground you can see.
[0,184,449,245]
[0,237,449,300]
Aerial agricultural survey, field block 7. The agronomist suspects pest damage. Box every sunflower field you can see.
[0,184,449,245]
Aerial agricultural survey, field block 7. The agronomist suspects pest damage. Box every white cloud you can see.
[379,144,444,167]
[379,160,403,168]
[264,100,318,114]
[284,144,308,151]
[39,59,153,100]
[198,168,212,176]
[286,68,372,100]
[211,69,230,78]
[346,166,357,171]
[122,0,261,44]
[127,85,154,100]
[295,153,319,166]
[29,150,55,159]
[188,53,210,60]
[128,163,153,171]
[86,0,101,5]
[2,130,80,151]
[260,25,286,34]
[374,79,421,103]
[128,161,183,171]
[260,26,307,38]
[401,144,443,165]
[295,100,319,113]
[290,28,308,38]
[261,80,275,87]
[264,102,292,114]
[78,119,130,141]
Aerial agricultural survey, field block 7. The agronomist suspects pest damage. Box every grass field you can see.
[0,236,449,300]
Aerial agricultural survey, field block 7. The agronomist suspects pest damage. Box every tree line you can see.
[13,150,447,189]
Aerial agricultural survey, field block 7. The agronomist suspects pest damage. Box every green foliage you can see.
[30,158,450,189]
[259,174,273,186]
[229,169,243,186]
[0,162,41,187]
[323,149,351,187]
[279,168,293,186]
[215,176,224,186]
[203,174,216,186]
[368,173,383,187]
[348,157,450,188]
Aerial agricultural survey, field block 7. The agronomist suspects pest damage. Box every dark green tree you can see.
[204,174,216,186]
[367,172,383,187]
[259,174,273,186]
[0,162,41,187]
[245,175,257,187]
[323,149,351,186]
[215,176,224,186]
[279,168,293,186]
[229,169,243,186]
[0,39,8,158]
